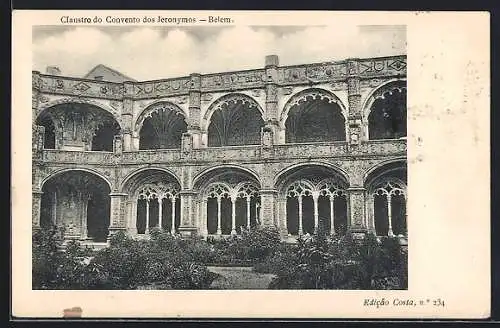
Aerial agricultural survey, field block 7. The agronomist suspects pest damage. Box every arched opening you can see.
[122,169,181,235]
[284,92,346,143]
[207,97,264,147]
[35,111,56,149]
[92,120,121,151]
[40,170,111,242]
[368,82,407,140]
[36,103,121,151]
[276,164,349,236]
[365,161,407,236]
[194,167,261,236]
[138,104,188,150]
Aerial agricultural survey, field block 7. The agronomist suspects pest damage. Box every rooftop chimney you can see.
[265,55,279,67]
[46,66,61,76]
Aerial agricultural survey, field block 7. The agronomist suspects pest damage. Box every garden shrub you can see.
[205,225,282,265]
[266,232,408,290]
[32,227,96,289]
[33,228,217,290]
[33,224,407,290]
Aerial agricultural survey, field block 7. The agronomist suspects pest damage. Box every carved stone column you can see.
[188,73,202,149]
[122,84,134,151]
[259,189,277,227]
[32,125,45,161]
[260,125,274,159]
[32,190,43,231]
[312,191,320,233]
[113,135,123,154]
[178,190,198,237]
[108,192,127,239]
[264,55,281,144]
[32,71,41,122]
[347,59,363,147]
[347,186,367,235]
[230,194,237,235]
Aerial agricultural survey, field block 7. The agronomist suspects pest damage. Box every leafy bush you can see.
[204,226,282,265]
[266,232,408,290]
[33,228,217,290]
[33,225,407,290]
[32,227,96,289]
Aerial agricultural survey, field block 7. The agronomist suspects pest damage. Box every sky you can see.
[32,25,406,81]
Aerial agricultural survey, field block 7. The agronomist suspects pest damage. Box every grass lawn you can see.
[208,266,276,290]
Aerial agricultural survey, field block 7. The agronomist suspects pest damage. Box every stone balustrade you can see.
[40,139,406,165]
[32,55,407,101]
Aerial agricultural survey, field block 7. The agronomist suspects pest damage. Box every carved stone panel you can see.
[358,57,407,78]
[348,188,366,229]
[134,77,191,99]
[38,76,124,100]
[201,70,266,92]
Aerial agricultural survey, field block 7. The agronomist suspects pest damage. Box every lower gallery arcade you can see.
[37,161,407,242]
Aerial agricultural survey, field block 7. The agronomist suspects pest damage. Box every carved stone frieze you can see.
[201,70,266,92]
[134,77,191,99]
[358,57,407,77]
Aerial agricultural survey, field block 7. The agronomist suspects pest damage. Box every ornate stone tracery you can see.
[368,176,407,237]
[205,182,231,199]
[134,101,186,133]
[32,54,408,241]
[137,182,180,200]
[202,93,263,130]
[372,179,407,199]
[284,177,347,236]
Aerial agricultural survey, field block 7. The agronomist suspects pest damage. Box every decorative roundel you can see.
[286,180,313,198]
[206,183,231,199]
[316,179,345,198]
[236,182,260,199]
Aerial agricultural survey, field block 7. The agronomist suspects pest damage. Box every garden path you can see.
[207,266,276,289]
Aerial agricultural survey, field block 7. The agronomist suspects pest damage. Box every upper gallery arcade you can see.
[32,54,407,243]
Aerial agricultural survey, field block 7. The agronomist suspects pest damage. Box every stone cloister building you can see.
[32,54,407,244]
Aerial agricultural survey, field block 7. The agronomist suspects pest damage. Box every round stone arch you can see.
[119,166,182,193]
[279,88,348,143]
[361,79,407,140]
[193,165,262,236]
[274,162,350,236]
[35,98,123,151]
[201,93,264,132]
[274,161,350,191]
[133,101,188,150]
[363,157,407,188]
[279,88,348,129]
[39,167,113,191]
[363,158,408,236]
[192,164,262,191]
[133,100,188,135]
[36,96,121,126]
[38,168,114,241]
[119,167,183,235]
